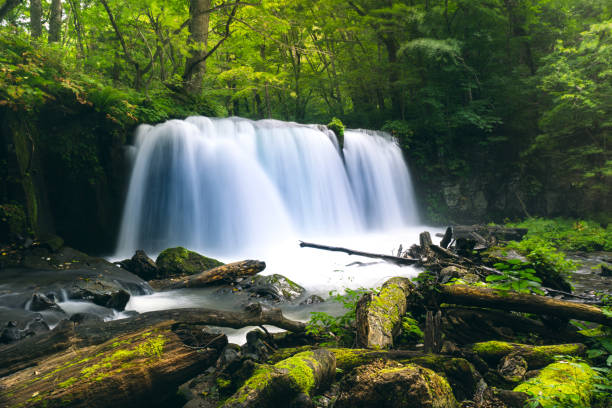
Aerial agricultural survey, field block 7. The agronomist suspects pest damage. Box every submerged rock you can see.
[336,359,457,408]
[156,246,224,278]
[119,249,159,280]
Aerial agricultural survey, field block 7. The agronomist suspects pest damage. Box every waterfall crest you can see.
[115,117,418,258]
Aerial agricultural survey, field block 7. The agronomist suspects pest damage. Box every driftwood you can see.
[0,321,226,408]
[356,277,414,349]
[149,260,266,291]
[439,284,612,326]
[299,241,418,265]
[0,304,305,378]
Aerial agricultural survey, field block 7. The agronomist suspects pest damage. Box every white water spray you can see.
[116,117,419,260]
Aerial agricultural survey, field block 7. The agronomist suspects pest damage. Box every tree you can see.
[49,0,62,43]
[30,0,42,38]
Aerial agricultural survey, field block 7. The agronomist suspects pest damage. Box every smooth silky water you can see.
[114,117,436,343]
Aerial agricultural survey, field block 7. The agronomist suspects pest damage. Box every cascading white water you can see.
[115,117,419,259]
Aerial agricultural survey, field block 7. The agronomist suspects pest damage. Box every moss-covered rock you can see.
[0,203,28,243]
[327,117,345,149]
[156,247,223,278]
[409,355,481,402]
[335,359,457,408]
[471,341,585,368]
[514,361,597,407]
[243,274,305,302]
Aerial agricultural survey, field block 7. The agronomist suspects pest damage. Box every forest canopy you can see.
[0,0,610,222]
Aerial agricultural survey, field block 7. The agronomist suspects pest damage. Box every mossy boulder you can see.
[335,359,457,408]
[514,361,597,407]
[243,274,305,302]
[409,355,481,402]
[156,247,224,278]
[0,203,28,243]
[327,117,345,149]
[471,341,586,369]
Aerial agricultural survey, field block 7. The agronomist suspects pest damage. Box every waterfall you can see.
[115,117,418,258]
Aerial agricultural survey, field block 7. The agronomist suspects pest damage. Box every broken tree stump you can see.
[356,277,415,349]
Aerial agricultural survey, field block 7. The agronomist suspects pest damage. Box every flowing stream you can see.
[115,117,429,341]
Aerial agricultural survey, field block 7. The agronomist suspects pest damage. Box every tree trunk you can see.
[149,260,266,291]
[183,0,211,95]
[0,322,225,408]
[0,0,23,22]
[439,284,612,326]
[48,0,62,43]
[30,0,42,38]
[0,304,305,377]
[356,277,414,349]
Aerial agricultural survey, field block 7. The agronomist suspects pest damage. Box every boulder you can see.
[28,292,62,312]
[498,354,527,383]
[300,295,324,305]
[68,279,131,310]
[156,247,224,278]
[119,249,159,281]
[335,359,457,408]
[514,361,597,407]
[243,274,305,302]
[409,355,481,402]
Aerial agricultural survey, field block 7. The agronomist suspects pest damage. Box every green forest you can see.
[1,2,612,408]
[1,0,611,235]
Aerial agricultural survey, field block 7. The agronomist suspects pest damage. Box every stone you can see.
[68,279,131,310]
[243,274,305,302]
[28,292,62,312]
[156,247,224,278]
[498,353,527,383]
[440,266,469,283]
[300,295,324,305]
[336,360,457,408]
[38,233,64,252]
[119,249,159,281]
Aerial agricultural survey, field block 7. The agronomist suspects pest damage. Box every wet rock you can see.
[29,292,62,312]
[38,233,64,252]
[440,266,469,283]
[70,312,104,325]
[119,249,159,281]
[156,247,224,278]
[301,294,324,305]
[216,343,243,372]
[600,263,612,277]
[68,279,131,310]
[242,329,274,361]
[243,274,305,302]
[0,321,23,343]
[336,359,457,408]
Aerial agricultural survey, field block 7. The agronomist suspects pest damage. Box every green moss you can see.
[472,341,519,361]
[58,377,77,388]
[514,361,597,407]
[216,377,232,389]
[327,117,345,149]
[472,341,585,368]
[275,351,317,394]
[155,247,224,277]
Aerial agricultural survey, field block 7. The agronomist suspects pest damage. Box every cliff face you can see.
[0,106,131,254]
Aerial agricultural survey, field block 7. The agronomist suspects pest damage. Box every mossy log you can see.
[471,340,586,369]
[223,349,336,408]
[0,304,305,378]
[299,241,418,265]
[150,260,266,291]
[439,284,612,326]
[356,277,415,349]
[0,322,226,408]
[268,347,424,371]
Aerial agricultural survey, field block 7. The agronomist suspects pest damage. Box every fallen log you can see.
[452,225,528,243]
[223,349,336,408]
[439,284,612,326]
[470,340,586,369]
[356,277,415,349]
[0,321,226,408]
[149,260,266,291]
[0,304,305,378]
[299,241,418,265]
